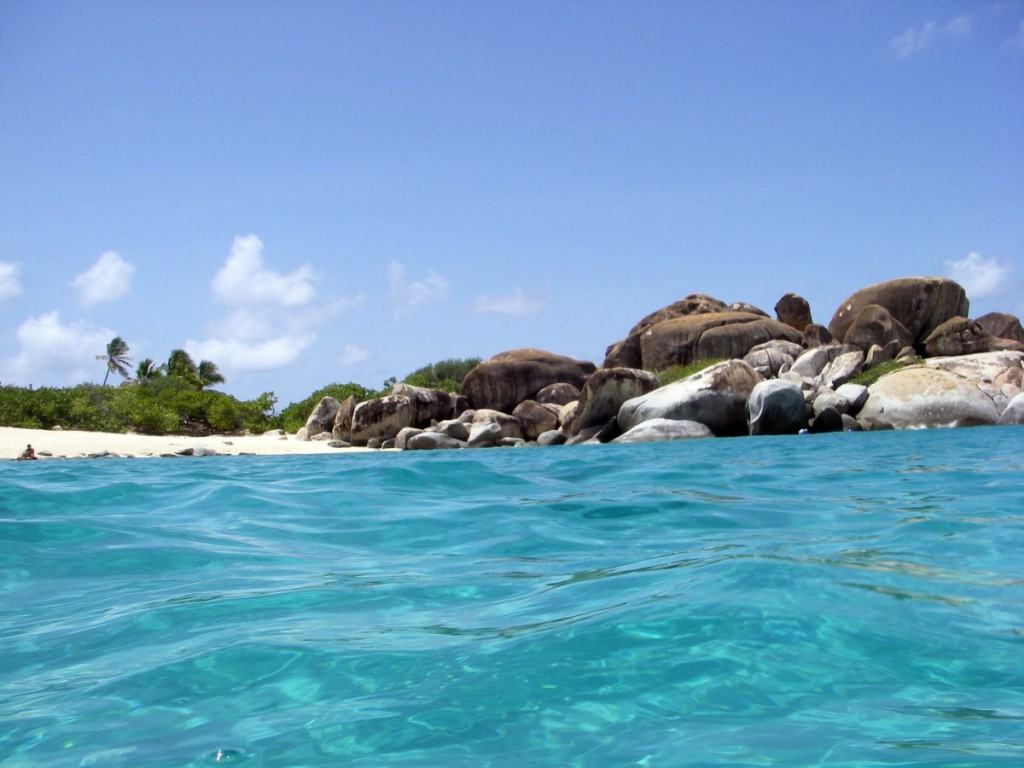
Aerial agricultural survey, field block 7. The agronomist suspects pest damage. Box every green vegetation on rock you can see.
[655,358,725,386]
[402,358,481,392]
[850,357,921,388]
[275,383,378,433]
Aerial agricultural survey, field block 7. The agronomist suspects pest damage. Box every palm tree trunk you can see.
[103,367,110,386]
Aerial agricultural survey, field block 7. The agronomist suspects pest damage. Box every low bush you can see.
[850,357,921,388]
[655,358,726,386]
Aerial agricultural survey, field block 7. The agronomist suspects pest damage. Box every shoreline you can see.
[0,426,378,460]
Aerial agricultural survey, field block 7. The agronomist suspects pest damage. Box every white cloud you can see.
[890,16,972,58]
[388,261,448,317]
[473,287,549,315]
[185,334,315,371]
[890,21,938,58]
[212,235,315,306]
[0,262,22,299]
[945,252,1011,298]
[72,251,134,305]
[339,344,370,366]
[945,15,972,38]
[0,311,116,386]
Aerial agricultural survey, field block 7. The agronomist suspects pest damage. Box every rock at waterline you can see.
[613,418,714,443]
[571,367,660,437]
[747,379,807,436]
[858,366,1000,428]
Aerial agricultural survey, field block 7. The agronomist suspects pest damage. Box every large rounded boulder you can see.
[774,293,812,332]
[460,349,596,413]
[924,350,1023,413]
[975,312,1023,343]
[639,312,802,372]
[857,366,1000,428]
[571,367,660,436]
[603,293,729,368]
[351,395,416,445]
[923,317,991,357]
[841,304,913,352]
[747,379,807,436]
[829,277,969,351]
[618,359,763,437]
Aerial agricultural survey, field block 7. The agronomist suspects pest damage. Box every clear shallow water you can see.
[1,427,1023,767]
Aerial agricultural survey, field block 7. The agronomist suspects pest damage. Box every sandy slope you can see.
[0,426,378,460]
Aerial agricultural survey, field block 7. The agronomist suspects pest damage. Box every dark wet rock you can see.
[537,429,567,446]
[460,349,596,413]
[747,379,807,436]
[408,432,462,450]
[614,418,714,443]
[774,293,812,332]
[618,359,763,437]
[809,406,844,433]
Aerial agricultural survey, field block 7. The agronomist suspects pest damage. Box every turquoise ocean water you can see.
[2,427,1023,767]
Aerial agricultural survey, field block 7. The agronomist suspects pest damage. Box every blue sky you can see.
[1,0,1022,403]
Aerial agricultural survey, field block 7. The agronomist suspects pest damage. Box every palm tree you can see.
[136,358,164,381]
[96,336,131,386]
[166,349,199,386]
[197,360,225,389]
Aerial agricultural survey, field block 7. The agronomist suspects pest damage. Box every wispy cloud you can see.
[0,262,22,299]
[473,287,549,315]
[212,235,315,307]
[340,344,370,366]
[945,252,1011,298]
[890,15,972,59]
[72,251,134,305]
[0,311,116,385]
[388,261,448,317]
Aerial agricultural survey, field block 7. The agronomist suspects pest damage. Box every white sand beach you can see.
[0,426,378,460]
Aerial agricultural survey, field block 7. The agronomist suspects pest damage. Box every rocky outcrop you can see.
[618,359,763,436]
[603,294,730,368]
[571,368,660,436]
[747,379,807,435]
[297,396,340,441]
[613,418,713,443]
[350,395,416,445]
[975,312,1023,343]
[841,304,914,352]
[743,340,803,379]
[535,382,580,406]
[857,366,1000,428]
[789,344,857,380]
[512,400,559,441]
[391,383,459,425]
[924,351,1023,412]
[460,349,595,413]
[829,277,969,351]
[774,293,812,332]
[639,312,802,371]
[923,317,991,357]
[331,395,357,441]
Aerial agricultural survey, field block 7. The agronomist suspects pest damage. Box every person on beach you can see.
[18,444,37,461]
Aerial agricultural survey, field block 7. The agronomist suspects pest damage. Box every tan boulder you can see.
[829,277,968,350]
[460,349,595,413]
[975,312,1023,343]
[774,293,812,332]
[639,312,802,371]
[350,396,416,445]
[923,317,991,357]
[512,400,559,441]
[331,395,357,441]
[571,368,660,436]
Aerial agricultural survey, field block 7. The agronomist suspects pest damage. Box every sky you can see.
[1,0,1022,403]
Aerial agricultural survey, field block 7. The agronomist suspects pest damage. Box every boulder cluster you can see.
[295,277,1024,451]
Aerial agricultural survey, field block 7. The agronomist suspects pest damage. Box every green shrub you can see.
[655,358,726,386]
[275,383,377,433]
[402,357,481,392]
[850,357,921,388]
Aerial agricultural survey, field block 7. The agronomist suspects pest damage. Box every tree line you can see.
[97,337,224,390]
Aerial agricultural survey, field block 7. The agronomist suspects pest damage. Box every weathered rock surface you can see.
[408,432,463,450]
[470,409,524,439]
[789,344,856,379]
[841,304,914,352]
[571,368,660,436]
[997,392,1024,425]
[391,382,459,425]
[747,379,807,436]
[835,383,869,413]
[460,349,595,413]
[613,418,714,443]
[743,340,803,379]
[300,396,340,440]
[729,302,769,317]
[558,401,579,434]
[537,429,567,446]
[809,406,844,433]
[351,395,415,445]
[865,340,901,369]
[513,400,559,441]
[820,349,865,389]
[467,421,503,447]
[639,312,802,371]
[924,351,1023,412]
[618,359,763,437]
[829,277,969,350]
[923,317,991,357]
[975,312,1024,343]
[395,427,423,451]
[801,323,833,348]
[602,294,730,368]
[857,366,1001,428]
[535,382,580,406]
[434,419,470,441]
[775,293,812,332]
[812,390,850,416]
[331,395,357,441]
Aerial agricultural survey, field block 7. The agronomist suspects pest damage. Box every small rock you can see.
[997,392,1024,425]
[468,421,503,447]
[295,427,310,441]
[809,406,844,433]
[498,437,526,447]
[51,425,63,431]
[328,440,350,448]
[381,439,396,450]
[834,383,869,414]
[367,438,383,449]
[408,432,462,450]
[311,432,334,441]
[537,430,567,446]
[841,413,862,431]
[434,419,470,441]
[812,390,850,416]
[614,418,714,443]
[396,427,424,450]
